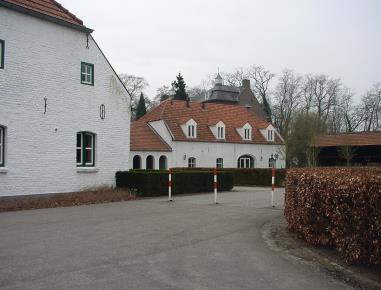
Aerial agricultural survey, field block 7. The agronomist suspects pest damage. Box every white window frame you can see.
[244,128,251,140]
[188,124,196,138]
[188,157,196,168]
[76,132,95,167]
[268,130,274,141]
[0,39,4,69]
[216,158,223,168]
[217,126,225,139]
[238,155,254,168]
[81,62,94,85]
[0,126,4,166]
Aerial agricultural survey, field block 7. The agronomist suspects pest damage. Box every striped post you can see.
[168,168,172,202]
[214,168,218,204]
[271,167,275,207]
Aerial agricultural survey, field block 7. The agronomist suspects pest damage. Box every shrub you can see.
[173,168,286,187]
[116,170,234,196]
[285,167,381,265]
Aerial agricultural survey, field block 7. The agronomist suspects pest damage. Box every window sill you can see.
[81,82,94,86]
[76,167,99,173]
[0,167,8,174]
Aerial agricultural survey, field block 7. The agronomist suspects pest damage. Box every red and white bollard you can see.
[271,167,275,207]
[168,168,172,202]
[214,168,218,204]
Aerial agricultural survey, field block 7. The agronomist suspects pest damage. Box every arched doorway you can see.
[237,155,255,168]
[159,155,167,170]
[133,155,141,169]
[146,155,155,170]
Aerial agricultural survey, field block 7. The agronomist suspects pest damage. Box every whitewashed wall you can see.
[0,8,130,196]
[130,151,172,170]
[130,142,285,169]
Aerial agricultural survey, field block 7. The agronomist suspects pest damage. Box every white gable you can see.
[236,122,252,141]
[209,121,226,139]
[260,124,276,142]
[180,118,197,138]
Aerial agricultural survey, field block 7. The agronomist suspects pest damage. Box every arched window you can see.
[216,158,223,168]
[0,126,5,167]
[76,132,95,167]
[237,155,255,168]
[146,155,155,170]
[133,155,141,169]
[188,157,196,168]
[159,155,167,170]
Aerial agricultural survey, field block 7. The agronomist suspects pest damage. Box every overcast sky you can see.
[61,0,381,100]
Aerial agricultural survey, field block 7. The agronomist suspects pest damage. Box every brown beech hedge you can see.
[285,167,381,265]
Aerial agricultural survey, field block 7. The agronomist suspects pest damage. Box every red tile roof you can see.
[313,132,381,147]
[131,100,283,151]
[131,122,172,152]
[2,0,84,26]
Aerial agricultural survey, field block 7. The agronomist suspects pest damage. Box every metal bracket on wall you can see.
[44,97,47,114]
[100,104,106,120]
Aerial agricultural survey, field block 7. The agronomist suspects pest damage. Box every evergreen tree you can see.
[172,73,189,101]
[135,93,147,120]
[262,96,272,123]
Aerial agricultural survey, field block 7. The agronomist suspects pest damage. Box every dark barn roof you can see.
[313,132,381,147]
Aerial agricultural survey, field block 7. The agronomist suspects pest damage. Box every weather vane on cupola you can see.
[215,68,223,86]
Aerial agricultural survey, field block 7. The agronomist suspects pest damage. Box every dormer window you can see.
[267,129,274,141]
[237,122,252,141]
[183,119,197,138]
[261,125,277,142]
[216,121,225,139]
[217,126,224,139]
[188,124,195,138]
[244,128,251,140]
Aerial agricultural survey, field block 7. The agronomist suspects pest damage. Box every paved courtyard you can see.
[0,187,352,289]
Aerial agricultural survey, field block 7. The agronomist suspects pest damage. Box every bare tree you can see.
[154,85,171,104]
[223,67,249,87]
[300,74,341,131]
[301,75,315,114]
[188,85,208,101]
[272,69,302,136]
[247,65,274,100]
[361,83,381,131]
[339,88,364,132]
[118,74,149,120]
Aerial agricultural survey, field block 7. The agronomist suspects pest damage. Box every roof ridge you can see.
[320,131,381,136]
[159,98,169,119]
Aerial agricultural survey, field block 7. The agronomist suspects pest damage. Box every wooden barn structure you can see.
[313,132,381,166]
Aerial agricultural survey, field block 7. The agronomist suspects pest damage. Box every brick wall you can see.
[0,8,130,196]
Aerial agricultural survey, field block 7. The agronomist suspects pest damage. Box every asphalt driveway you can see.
[0,187,352,289]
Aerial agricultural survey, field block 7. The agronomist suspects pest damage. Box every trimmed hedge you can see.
[285,167,381,265]
[173,168,286,187]
[116,170,234,197]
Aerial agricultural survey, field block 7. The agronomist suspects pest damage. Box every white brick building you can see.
[0,0,130,196]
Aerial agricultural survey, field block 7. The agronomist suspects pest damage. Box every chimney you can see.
[202,102,206,109]
[186,98,190,107]
[242,79,250,89]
